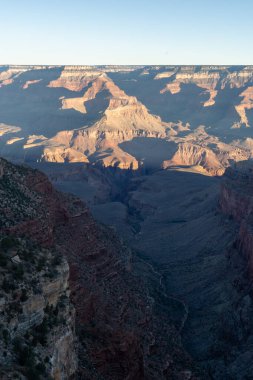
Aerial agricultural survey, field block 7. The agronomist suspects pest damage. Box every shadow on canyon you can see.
[108,70,253,142]
[26,158,253,378]
[119,137,178,168]
[0,68,110,138]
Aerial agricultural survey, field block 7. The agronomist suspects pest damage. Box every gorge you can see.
[1,65,253,379]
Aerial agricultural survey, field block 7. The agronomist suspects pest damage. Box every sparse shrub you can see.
[9,301,22,314]
[13,264,24,280]
[45,268,57,279]
[20,288,28,302]
[52,254,62,266]
[21,249,30,261]
[2,277,16,293]
[0,252,7,266]
[32,318,48,346]
[36,256,46,271]
[44,356,50,363]
[13,337,36,367]
[1,236,18,251]
[2,328,10,345]
[36,362,46,374]
[58,294,67,309]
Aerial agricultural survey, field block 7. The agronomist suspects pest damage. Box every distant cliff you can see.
[1,65,253,176]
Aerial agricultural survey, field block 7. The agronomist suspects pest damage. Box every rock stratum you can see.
[1,65,253,175]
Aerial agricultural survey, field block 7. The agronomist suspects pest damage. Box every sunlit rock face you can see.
[48,65,103,91]
[1,64,253,175]
[233,86,253,128]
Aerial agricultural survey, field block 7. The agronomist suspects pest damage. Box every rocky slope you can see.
[220,160,253,272]
[0,159,77,379]
[0,157,202,379]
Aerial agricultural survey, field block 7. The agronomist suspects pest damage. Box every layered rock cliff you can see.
[39,74,175,169]
[2,65,253,175]
[220,161,253,272]
[48,66,103,91]
[0,158,77,379]
[0,157,201,379]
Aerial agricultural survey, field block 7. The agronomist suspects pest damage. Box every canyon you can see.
[1,65,253,174]
[0,158,201,380]
[1,65,253,379]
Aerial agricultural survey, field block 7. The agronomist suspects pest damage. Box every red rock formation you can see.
[220,162,253,273]
[43,74,174,169]
[0,158,200,379]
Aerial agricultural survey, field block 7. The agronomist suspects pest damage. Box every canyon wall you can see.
[220,161,253,272]
[0,157,201,379]
[0,159,77,379]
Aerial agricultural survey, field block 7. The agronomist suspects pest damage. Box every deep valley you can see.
[1,65,253,379]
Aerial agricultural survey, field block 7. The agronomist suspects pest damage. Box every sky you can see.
[1,0,253,65]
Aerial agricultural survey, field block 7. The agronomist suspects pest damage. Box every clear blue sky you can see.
[1,0,252,65]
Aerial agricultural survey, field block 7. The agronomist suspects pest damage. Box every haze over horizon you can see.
[1,0,253,65]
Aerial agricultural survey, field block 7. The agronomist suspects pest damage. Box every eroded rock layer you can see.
[1,65,253,176]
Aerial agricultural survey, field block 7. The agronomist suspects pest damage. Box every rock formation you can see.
[0,157,201,379]
[32,73,175,169]
[48,66,103,91]
[160,69,220,106]
[220,160,253,272]
[0,158,77,379]
[2,65,253,379]
[234,86,253,128]
[1,65,253,174]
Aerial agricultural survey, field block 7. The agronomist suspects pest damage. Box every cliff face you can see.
[234,86,253,128]
[48,66,103,91]
[220,161,253,272]
[163,142,224,176]
[44,73,173,169]
[0,159,77,379]
[158,66,253,106]
[0,157,201,379]
[160,70,220,107]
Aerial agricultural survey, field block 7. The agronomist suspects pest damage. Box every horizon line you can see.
[1,64,253,67]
